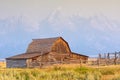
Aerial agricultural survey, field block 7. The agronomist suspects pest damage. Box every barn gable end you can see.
[51,37,71,53]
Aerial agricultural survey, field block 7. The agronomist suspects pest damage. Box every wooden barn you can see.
[6,37,88,68]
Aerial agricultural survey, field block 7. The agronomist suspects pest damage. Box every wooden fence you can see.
[87,52,120,66]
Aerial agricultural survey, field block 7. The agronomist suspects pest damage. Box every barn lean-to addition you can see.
[6,37,88,68]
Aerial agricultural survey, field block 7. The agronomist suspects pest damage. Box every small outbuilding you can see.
[6,37,88,68]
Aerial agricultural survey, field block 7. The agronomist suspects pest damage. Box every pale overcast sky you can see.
[0,0,120,58]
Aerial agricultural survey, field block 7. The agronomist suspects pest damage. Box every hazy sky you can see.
[0,0,120,59]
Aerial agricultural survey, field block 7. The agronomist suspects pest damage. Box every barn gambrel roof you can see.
[26,37,71,53]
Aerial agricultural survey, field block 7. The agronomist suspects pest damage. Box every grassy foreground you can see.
[0,64,120,80]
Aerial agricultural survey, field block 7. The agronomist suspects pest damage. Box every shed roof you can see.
[6,52,44,60]
[72,52,89,57]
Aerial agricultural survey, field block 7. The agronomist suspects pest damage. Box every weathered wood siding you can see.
[51,38,71,53]
[69,53,88,63]
[6,59,27,68]
[26,52,70,68]
[26,52,88,68]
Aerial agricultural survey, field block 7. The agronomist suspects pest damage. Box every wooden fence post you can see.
[104,53,107,66]
[114,52,117,65]
[98,53,101,66]
[107,53,110,65]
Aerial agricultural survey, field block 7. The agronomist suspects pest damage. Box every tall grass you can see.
[0,62,6,68]
[0,64,120,80]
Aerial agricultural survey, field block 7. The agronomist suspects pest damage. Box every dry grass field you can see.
[0,64,120,80]
[0,61,6,68]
